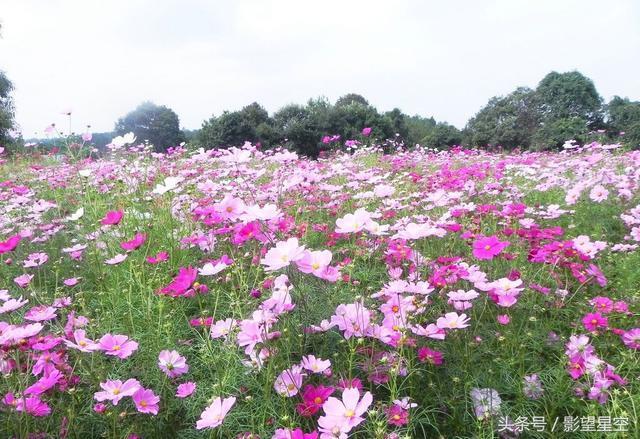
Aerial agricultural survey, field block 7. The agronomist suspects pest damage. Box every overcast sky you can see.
[1,0,639,137]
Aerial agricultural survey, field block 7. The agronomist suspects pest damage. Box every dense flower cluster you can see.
[0,138,638,437]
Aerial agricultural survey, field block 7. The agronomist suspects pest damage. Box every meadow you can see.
[0,137,638,438]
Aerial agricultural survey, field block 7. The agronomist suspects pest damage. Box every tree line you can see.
[2,69,640,155]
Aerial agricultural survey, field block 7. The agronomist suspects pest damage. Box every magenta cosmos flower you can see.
[100,210,124,226]
[132,387,160,415]
[0,234,21,254]
[158,350,189,378]
[472,236,510,260]
[582,313,608,332]
[120,233,147,251]
[196,396,236,430]
[158,267,198,297]
[99,334,139,359]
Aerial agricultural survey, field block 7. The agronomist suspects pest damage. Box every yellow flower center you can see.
[112,345,121,351]
[314,397,323,404]
[345,409,355,418]
[484,245,491,250]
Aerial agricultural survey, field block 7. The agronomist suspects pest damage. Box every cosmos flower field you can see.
[0,139,639,438]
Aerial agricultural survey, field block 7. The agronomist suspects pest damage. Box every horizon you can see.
[1,0,640,137]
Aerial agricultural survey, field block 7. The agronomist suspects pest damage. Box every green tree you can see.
[115,102,184,152]
[0,69,14,147]
[405,115,436,146]
[422,122,463,149]
[464,87,540,149]
[196,102,275,149]
[535,71,603,125]
[607,96,640,148]
[335,93,369,108]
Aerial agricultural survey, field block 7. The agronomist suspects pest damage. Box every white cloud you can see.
[1,0,639,137]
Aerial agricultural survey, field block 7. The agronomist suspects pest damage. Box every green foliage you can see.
[465,87,540,149]
[115,102,185,152]
[535,71,603,127]
[532,116,589,150]
[197,102,275,149]
[607,96,640,149]
[0,69,15,147]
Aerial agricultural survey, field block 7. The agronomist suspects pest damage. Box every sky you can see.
[1,0,639,137]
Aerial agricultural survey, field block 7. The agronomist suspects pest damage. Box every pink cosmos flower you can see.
[63,277,81,287]
[436,312,470,330]
[23,252,48,268]
[176,382,196,398]
[300,355,331,374]
[335,208,372,234]
[589,184,609,202]
[65,329,99,352]
[120,233,147,251]
[82,132,92,142]
[582,313,608,332]
[209,318,237,339]
[196,396,236,430]
[24,305,57,322]
[329,302,373,339]
[146,251,169,264]
[101,210,124,226]
[497,314,511,325]
[214,195,246,221]
[14,273,34,288]
[0,297,28,314]
[261,238,306,271]
[105,254,127,265]
[158,350,189,378]
[99,334,139,359]
[296,250,332,276]
[362,127,372,136]
[274,365,305,397]
[472,236,509,260]
[132,387,160,415]
[0,235,21,254]
[94,379,141,405]
[236,319,265,354]
[621,328,640,350]
[320,387,373,430]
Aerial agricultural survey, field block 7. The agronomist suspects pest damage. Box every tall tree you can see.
[535,71,603,125]
[1,24,16,147]
[197,102,275,149]
[465,87,540,149]
[0,70,14,147]
[115,102,184,152]
[607,96,640,148]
